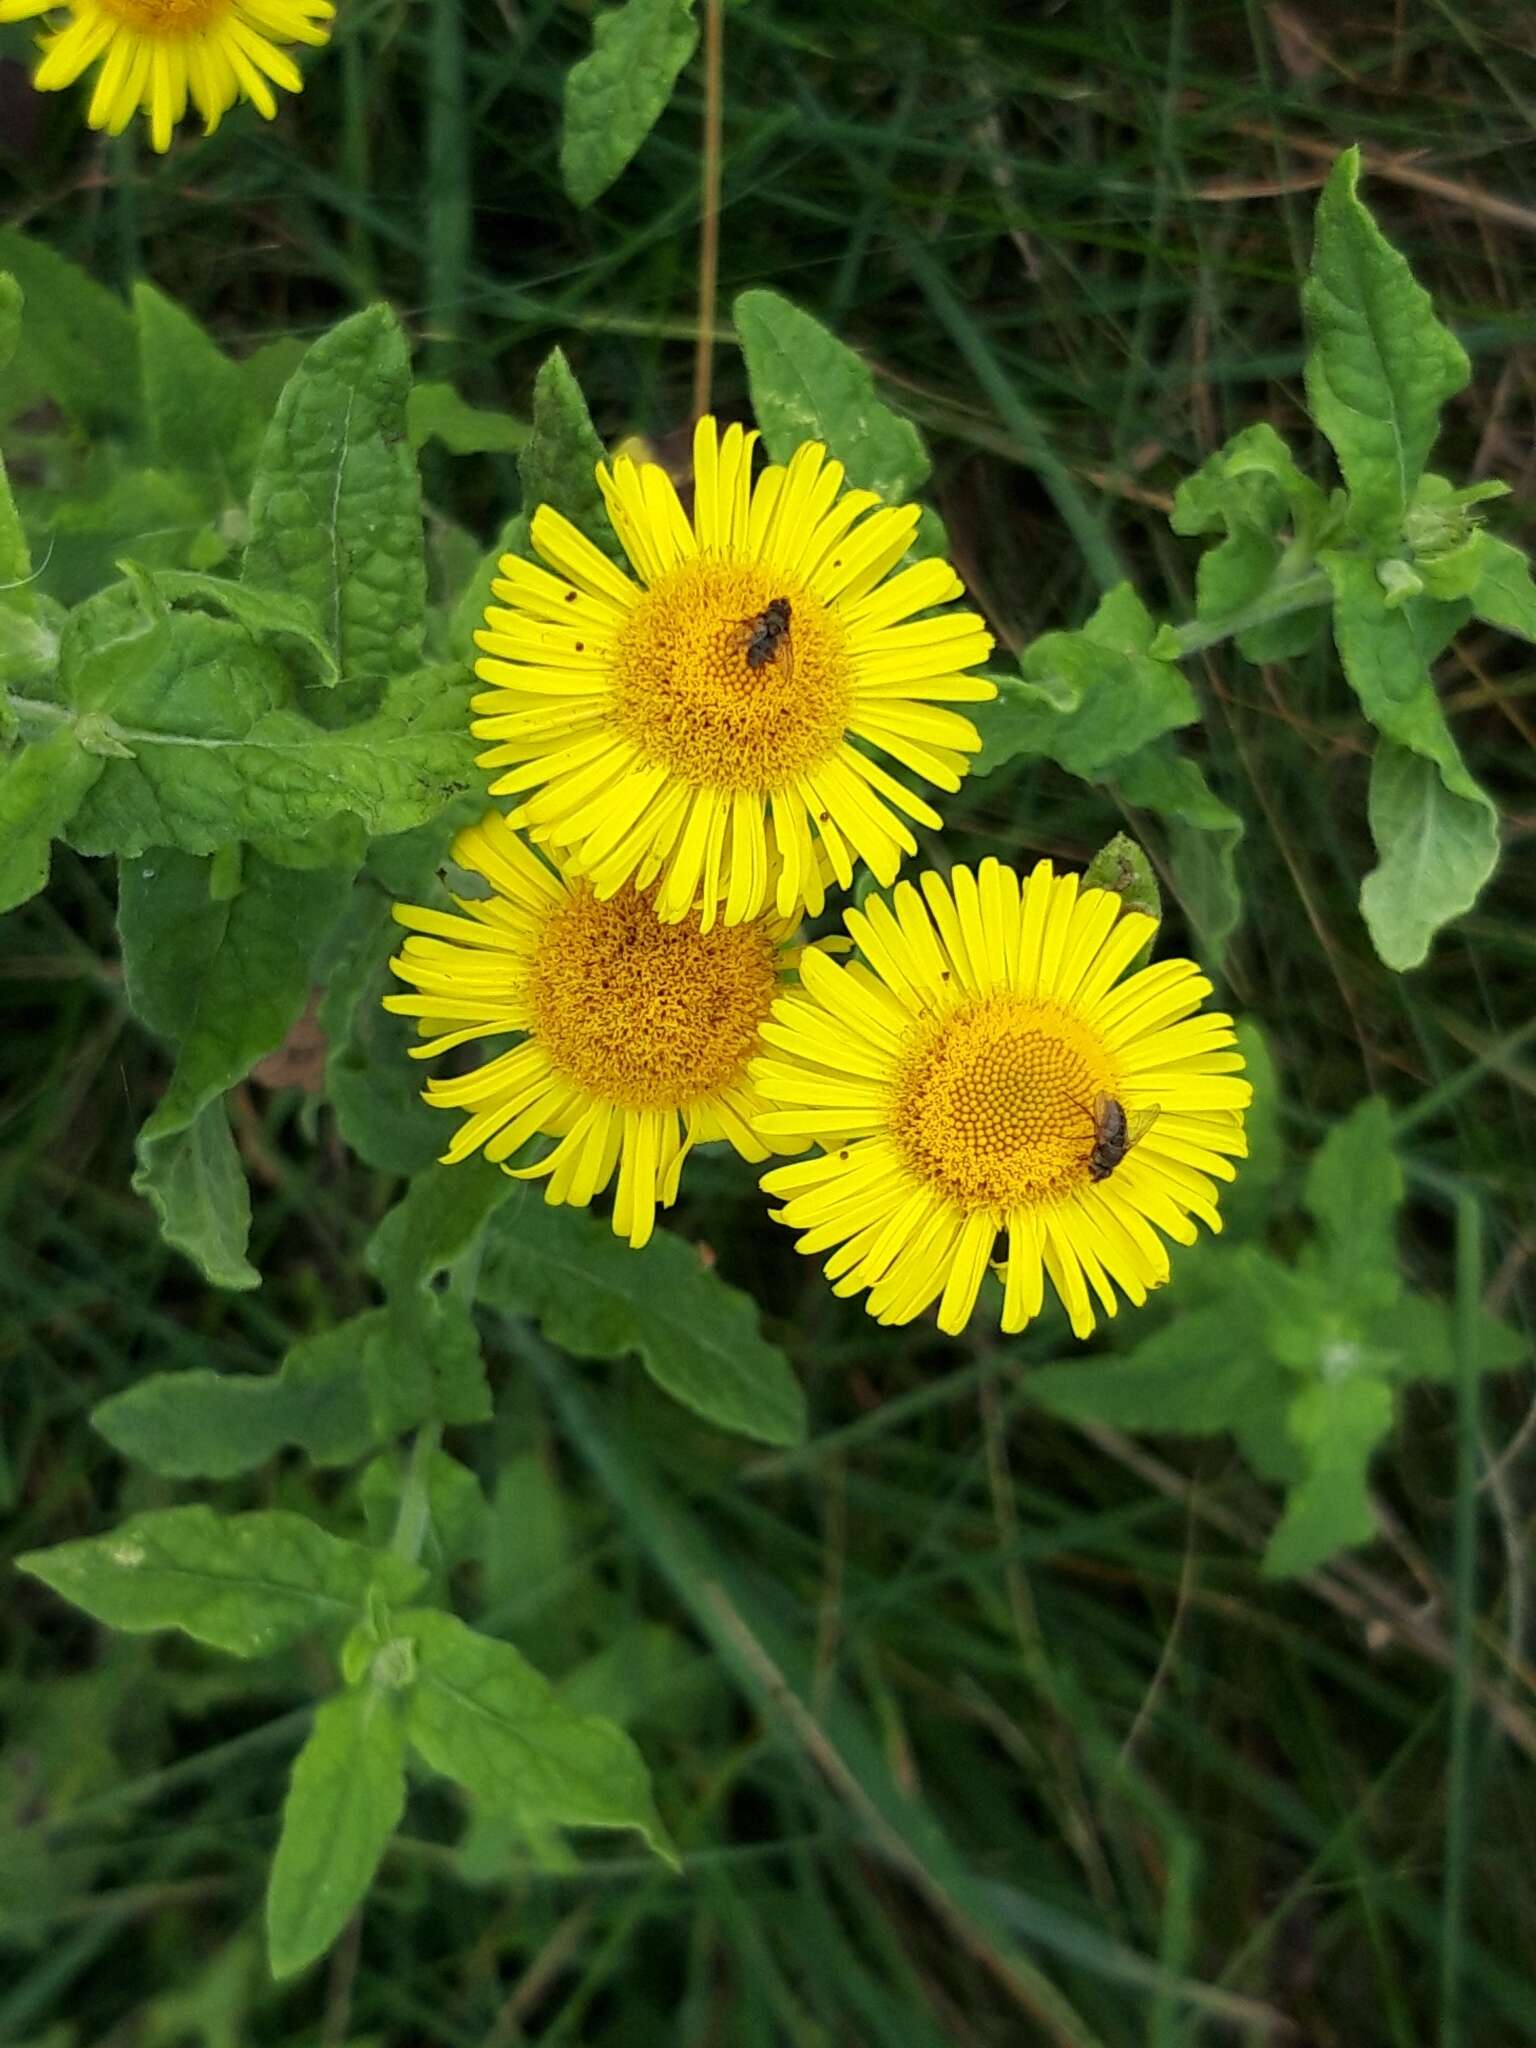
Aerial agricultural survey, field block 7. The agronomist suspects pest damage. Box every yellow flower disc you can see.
[754,858,1251,1339]
[471,416,996,932]
[5,0,333,152]
[384,809,807,1249]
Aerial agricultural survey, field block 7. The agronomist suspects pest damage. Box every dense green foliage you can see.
[3,4,1535,2044]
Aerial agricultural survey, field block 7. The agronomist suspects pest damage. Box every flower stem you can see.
[1162,565,1334,659]
[390,1421,443,1567]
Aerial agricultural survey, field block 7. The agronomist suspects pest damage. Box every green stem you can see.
[1162,564,1334,658]
[390,1421,443,1567]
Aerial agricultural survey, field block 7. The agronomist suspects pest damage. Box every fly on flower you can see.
[753,859,1250,1339]
[470,417,996,933]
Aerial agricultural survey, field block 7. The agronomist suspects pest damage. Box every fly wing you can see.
[1122,1103,1162,1149]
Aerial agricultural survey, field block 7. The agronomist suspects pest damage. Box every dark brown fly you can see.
[1085,1093,1160,1182]
[738,596,793,671]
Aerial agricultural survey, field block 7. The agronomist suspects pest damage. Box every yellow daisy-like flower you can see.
[384,808,810,1250]
[470,416,997,932]
[3,0,332,152]
[754,859,1251,1338]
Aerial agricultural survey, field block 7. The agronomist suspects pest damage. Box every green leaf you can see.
[479,1194,806,1447]
[401,1608,672,1860]
[91,1343,374,1480]
[517,349,614,545]
[1302,147,1469,544]
[16,1507,423,1657]
[119,847,351,1115]
[1023,1302,1291,1438]
[147,568,340,690]
[134,283,264,504]
[0,229,139,436]
[242,306,427,705]
[319,885,447,1176]
[407,381,528,457]
[560,0,698,209]
[975,584,1196,779]
[118,846,352,1284]
[1467,533,1536,643]
[1105,737,1244,956]
[1322,550,1496,969]
[366,1158,513,1298]
[132,1101,257,1292]
[735,287,930,503]
[1262,1375,1393,1578]
[1358,740,1499,973]
[0,728,103,916]
[1082,831,1160,928]
[358,1163,511,1431]
[55,585,475,858]
[1303,1097,1401,1298]
[267,1688,407,1980]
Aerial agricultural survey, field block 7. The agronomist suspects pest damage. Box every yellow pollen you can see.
[528,883,780,1111]
[95,0,228,29]
[610,557,852,792]
[889,994,1117,1210]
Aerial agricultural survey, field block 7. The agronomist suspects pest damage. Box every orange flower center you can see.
[889,994,1117,1210]
[528,882,781,1110]
[610,557,852,794]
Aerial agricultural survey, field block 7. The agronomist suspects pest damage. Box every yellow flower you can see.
[384,808,809,1249]
[470,416,996,933]
[754,859,1250,1338]
[3,0,332,152]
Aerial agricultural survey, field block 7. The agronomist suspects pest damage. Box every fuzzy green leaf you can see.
[267,1688,407,1980]
[517,349,614,545]
[366,1159,513,1299]
[0,728,103,915]
[16,1507,423,1657]
[1109,739,1243,956]
[91,1343,373,1480]
[560,0,698,208]
[479,1194,806,1447]
[1262,1375,1393,1578]
[1323,551,1495,969]
[401,1608,672,1860]
[359,1450,488,1570]
[1369,1295,1528,1385]
[0,229,139,436]
[134,283,264,504]
[975,584,1196,779]
[132,1101,258,1292]
[148,568,340,690]
[55,584,474,858]
[736,287,931,504]
[1303,148,1469,544]
[1467,533,1536,643]
[242,305,427,703]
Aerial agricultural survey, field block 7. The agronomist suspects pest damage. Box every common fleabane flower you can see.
[470,416,996,933]
[753,859,1250,1338]
[3,0,332,151]
[384,809,809,1250]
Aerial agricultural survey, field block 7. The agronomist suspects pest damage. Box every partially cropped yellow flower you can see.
[3,0,332,152]
[470,416,996,933]
[754,859,1250,1338]
[384,809,810,1250]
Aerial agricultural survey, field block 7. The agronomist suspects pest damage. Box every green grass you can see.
[4,1,1536,2041]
